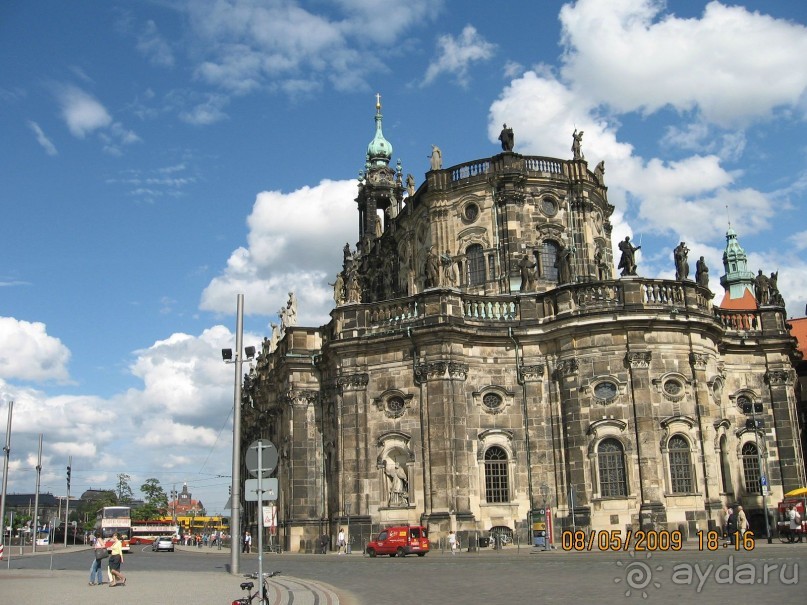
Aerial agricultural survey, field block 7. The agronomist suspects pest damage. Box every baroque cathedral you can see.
[240,98,805,552]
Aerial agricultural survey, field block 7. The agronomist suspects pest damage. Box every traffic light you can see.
[66,465,71,489]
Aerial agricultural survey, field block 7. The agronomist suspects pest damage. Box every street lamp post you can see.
[744,401,772,544]
[221,294,256,574]
[345,501,351,555]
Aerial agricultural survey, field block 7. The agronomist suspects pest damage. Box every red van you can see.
[366,525,430,557]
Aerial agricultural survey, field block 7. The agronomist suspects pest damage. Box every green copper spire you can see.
[366,93,392,167]
[719,226,755,299]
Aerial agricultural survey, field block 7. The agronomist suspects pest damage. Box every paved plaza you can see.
[1,540,805,605]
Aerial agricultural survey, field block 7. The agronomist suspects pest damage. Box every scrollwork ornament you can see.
[553,358,578,380]
[284,389,320,407]
[518,364,545,382]
[625,351,652,369]
[336,373,369,392]
[448,362,469,380]
[764,369,793,386]
[689,352,708,370]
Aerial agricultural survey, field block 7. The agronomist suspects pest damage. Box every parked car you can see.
[151,535,175,552]
[366,525,429,557]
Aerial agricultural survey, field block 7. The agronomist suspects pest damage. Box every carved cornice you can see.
[336,372,369,391]
[765,369,793,386]
[414,361,448,383]
[625,351,652,369]
[518,364,545,382]
[689,352,708,370]
[284,389,319,407]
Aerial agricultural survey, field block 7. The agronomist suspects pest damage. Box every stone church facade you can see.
[240,100,805,552]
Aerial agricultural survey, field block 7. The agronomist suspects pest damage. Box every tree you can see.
[116,473,134,504]
[135,478,168,520]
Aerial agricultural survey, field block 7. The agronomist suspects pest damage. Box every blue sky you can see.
[2,0,806,515]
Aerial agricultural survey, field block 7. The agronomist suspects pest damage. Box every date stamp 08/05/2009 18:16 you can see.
[561,529,756,552]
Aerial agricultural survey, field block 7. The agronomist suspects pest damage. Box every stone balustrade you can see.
[329,279,757,339]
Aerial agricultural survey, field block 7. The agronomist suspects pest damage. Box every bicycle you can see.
[231,571,281,605]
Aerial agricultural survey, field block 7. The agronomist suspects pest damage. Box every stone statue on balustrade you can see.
[285,292,297,327]
[754,270,769,305]
[406,173,415,197]
[572,129,584,160]
[269,322,279,351]
[594,160,605,186]
[429,145,443,171]
[519,254,537,292]
[768,271,784,306]
[330,272,345,306]
[674,242,690,281]
[557,247,574,285]
[425,246,440,289]
[617,236,640,276]
[441,249,458,287]
[498,123,514,151]
[695,256,709,289]
[346,271,362,304]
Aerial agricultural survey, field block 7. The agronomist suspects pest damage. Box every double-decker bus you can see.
[130,519,179,545]
[94,506,131,553]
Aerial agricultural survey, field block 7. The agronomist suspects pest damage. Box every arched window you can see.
[539,240,560,282]
[719,436,733,494]
[484,446,509,503]
[668,435,693,493]
[467,244,485,286]
[742,442,761,494]
[598,439,627,497]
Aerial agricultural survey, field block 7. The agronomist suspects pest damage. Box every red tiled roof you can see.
[790,317,807,356]
[719,288,758,311]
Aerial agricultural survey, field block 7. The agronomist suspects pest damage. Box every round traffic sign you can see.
[245,439,278,477]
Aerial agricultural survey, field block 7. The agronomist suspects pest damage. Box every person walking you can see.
[337,528,346,554]
[448,531,458,555]
[724,507,737,546]
[788,505,803,543]
[736,505,749,536]
[243,530,252,554]
[108,532,126,587]
[89,533,108,586]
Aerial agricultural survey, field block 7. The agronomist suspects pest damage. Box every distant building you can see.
[168,483,204,515]
[242,99,805,552]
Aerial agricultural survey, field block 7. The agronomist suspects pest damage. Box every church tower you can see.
[719,226,756,307]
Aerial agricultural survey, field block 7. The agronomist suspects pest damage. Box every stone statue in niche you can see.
[383,457,409,507]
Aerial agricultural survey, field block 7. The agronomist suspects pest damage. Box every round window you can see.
[482,393,503,410]
[593,381,618,401]
[387,396,405,414]
[541,197,558,217]
[663,380,683,396]
[464,203,479,222]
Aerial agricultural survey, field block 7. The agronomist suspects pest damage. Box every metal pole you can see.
[32,434,42,553]
[64,455,71,549]
[230,293,244,574]
[257,442,264,605]
[752,407,772,543]
[0,401,13,552]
